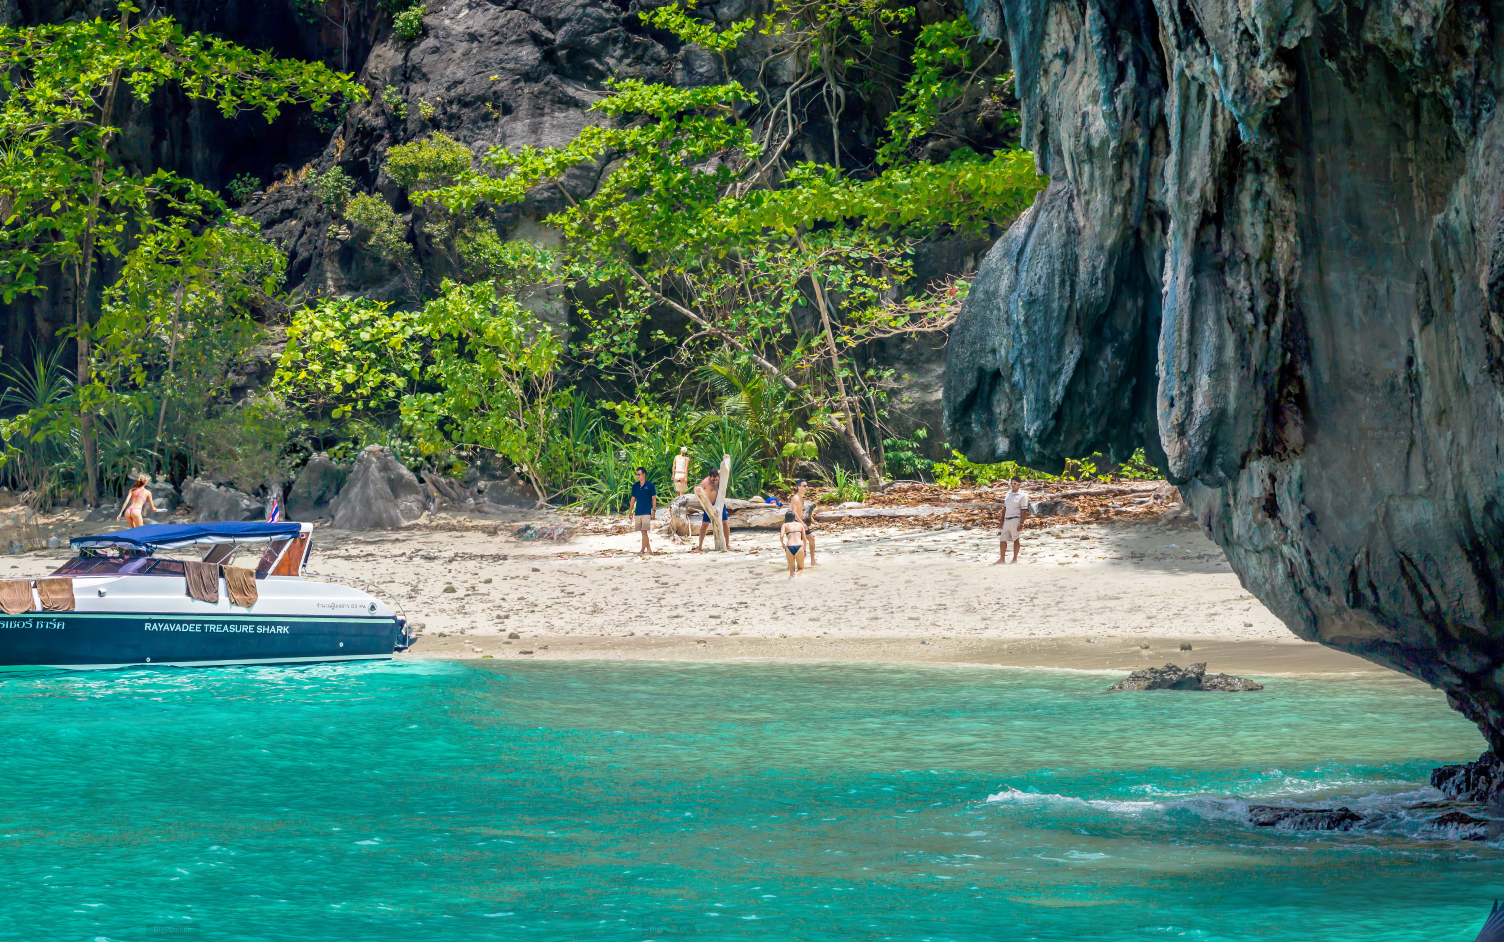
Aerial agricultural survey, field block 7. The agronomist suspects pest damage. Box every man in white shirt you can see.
[994,479,1031,564]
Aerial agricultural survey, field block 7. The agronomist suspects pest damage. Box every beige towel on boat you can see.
[222,565,258,609]
[185,560,220,604]
[0,579,34,615]
[36,577,74,612]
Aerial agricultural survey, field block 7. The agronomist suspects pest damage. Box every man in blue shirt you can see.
[628,467,658,557]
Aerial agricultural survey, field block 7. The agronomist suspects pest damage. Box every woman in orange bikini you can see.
[116,476,158,528]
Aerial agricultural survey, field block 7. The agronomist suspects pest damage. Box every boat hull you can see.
[0,611,405,669]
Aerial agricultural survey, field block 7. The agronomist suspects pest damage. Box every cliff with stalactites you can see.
[945,0,1504,763]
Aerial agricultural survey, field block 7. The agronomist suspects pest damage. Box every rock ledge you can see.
[1105,663,1263,692]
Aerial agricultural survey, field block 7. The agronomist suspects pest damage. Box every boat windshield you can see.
[51,555,187,577]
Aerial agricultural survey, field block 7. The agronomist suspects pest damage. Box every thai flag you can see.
[265,498,281,522]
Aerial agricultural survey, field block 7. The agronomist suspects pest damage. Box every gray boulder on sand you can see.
[179,478,261,523]
[125,473,180,512]
[287,454,348,521]
[1106,662,1263,692]
[331,446,425,530]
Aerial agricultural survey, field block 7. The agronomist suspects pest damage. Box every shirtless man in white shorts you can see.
[789,479,818,566]
[994,479,1031,564]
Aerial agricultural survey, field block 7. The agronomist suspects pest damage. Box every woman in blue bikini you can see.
[779,510,807,578]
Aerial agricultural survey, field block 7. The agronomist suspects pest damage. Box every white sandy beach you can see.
[304,514,1374,675]
[0,508,1381,676]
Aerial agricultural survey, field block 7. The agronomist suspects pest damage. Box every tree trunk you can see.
[629,261,882,484]
[801,259,883,486]
[74,15,127,506]
[152,281,187,465]
[74,259,98,506]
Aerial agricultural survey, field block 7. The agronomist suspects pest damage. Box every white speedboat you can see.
[0,521,410,669]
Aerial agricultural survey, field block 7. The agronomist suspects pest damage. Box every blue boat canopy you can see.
[71,522,305,551]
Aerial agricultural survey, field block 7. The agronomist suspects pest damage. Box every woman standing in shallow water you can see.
[116,476,157,528]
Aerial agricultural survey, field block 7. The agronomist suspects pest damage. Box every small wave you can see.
[986,784,1497,841]
[972,664,1130,676]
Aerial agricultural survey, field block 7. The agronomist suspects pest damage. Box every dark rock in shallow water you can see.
[1425,811,1492,841]
[1106,663,1263,692]
[1431,752,1504,802]
[1247,805,1364,832]
[946,0,1504,753]
[1199,672,1264,692]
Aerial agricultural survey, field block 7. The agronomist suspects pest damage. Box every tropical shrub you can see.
[275,297,423,416]
[820,465,868,504]
[226,173,260,205]
[393,4,427,41]
[881,428,934,480]
[690,416,765,498]
[381,84,407,120]
[345,193,412,263]
[386,132,472,193]
[931,450,1055,488]
[1117,448,1161,480]
[311,166,356,212]
[399,280,564,499]
[0,346,73,507]
[190,394,298,493]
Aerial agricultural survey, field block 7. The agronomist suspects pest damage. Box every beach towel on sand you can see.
[37,577,74,611]
[222,565,258,608]
[0,579,33,615]
[185,561,220,604]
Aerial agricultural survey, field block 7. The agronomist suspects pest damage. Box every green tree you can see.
[275,297,424,417]
[434,75,1041,484]
[0,5,363,501]
[94,217,286,467]
[400,280,564,500]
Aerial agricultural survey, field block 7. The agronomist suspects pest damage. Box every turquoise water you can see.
[1,660,1499,941]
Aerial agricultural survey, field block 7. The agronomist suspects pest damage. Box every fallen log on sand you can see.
[669,495,814,535]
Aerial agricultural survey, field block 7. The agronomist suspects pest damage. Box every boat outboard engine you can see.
[394,619,416,652]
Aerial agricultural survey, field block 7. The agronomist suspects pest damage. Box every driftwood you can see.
[1017,483,1164,501]
[669,495,814,535]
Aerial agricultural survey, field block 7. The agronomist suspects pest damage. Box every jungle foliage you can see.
[0,3,1152,515]
[0,6,360,505]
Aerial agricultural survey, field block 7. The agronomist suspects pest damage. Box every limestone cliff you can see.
[945,0,1504,751]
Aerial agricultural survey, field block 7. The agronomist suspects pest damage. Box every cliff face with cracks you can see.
[945,0,1504,754]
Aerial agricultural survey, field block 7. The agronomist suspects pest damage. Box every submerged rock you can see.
[1106,663,1263,692]
[1247,805,1364,832]
[1200,673,1264,692]
[1424,811,1492,842]
[331,446,425,530]
[946,0,1504,751]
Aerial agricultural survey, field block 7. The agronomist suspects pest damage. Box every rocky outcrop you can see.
[144,477,179,513]
[946,0,1504,751]
[331,445,426,529]
[1105,662,1263,692]
[287,454,348,521]
[180,479,261,523]
[1431,751,1504,801]
[1247,805,1363,832]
